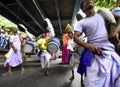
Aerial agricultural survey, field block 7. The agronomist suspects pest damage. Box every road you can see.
[0,57,82,87]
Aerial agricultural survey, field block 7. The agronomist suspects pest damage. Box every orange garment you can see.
[62,33,69,46]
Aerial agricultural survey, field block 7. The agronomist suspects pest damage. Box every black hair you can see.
[68,31,73,35]
[1,26,5,29]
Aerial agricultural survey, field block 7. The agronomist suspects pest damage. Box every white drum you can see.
[47,37,60,53]
[23,43,34,53]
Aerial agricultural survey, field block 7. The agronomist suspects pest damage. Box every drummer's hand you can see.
[87,44,103,56]
[13,47,17,51]
[116,41,120,48]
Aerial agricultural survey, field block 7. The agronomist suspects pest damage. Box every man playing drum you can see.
[38,32,51,76]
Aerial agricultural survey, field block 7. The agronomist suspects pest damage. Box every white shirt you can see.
[10,34,21,51]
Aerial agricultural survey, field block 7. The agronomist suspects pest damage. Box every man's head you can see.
[41,32,46,38]
[1,26,5,29]
[68,31,74,39]
[80,0,94,12]
[13,27,18,34]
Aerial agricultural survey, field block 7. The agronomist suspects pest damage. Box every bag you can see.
[5,48,12,58]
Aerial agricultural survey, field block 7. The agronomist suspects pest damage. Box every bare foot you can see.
[40,69,45,75]
[69,75,74,81]
[2,72,12,76]
[21,68,25,74]
[44,69,49,76]
[81,80,84,87]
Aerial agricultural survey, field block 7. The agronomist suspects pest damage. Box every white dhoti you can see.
[84,50,120,87]
[40,51,51,69]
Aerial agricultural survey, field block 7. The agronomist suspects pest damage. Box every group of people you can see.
[2,28,27,76]
[1,0,120,87]
[0,26,11,50]
[61,8,87,86]
[73,0,120,87]
[1,16,58,77]
[1,25,53,77]
[61,0,120,87]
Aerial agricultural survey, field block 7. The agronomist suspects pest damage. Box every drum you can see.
[113,7,120,14]
[23,42,34,53]
[47,37,60,53]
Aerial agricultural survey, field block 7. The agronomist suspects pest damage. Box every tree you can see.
[94,0,120,8]
[0,15,17,28]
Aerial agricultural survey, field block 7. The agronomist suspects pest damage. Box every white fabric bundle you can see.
[19,24,34,40]
[98,8,116,24]
[77,9,86,18]
[44,18,55,37]
[25,30,34,40]
[79,33,87,42]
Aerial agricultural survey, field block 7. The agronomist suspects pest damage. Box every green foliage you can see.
[0,15,28,36]
[0,15,17,33]
[94,0,119,8]
[0,15,17,28]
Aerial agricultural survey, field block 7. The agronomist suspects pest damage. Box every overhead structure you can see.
[0,0,82,39]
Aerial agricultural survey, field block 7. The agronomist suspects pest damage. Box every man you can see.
[74,0,120,87]
[38,32,51,76]
[67,31,78,81]
[3,28,24,76]
[21,36,29,62]
[75,9,87,86]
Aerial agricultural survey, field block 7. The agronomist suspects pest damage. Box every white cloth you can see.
[69,53,79,69]
[10,34,21,51]
[40,51,51,69]
[67,39,76,51]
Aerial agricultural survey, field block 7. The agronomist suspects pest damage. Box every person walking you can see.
[2,27,24,76]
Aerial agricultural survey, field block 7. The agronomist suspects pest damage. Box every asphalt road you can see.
[0,57,82,87]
